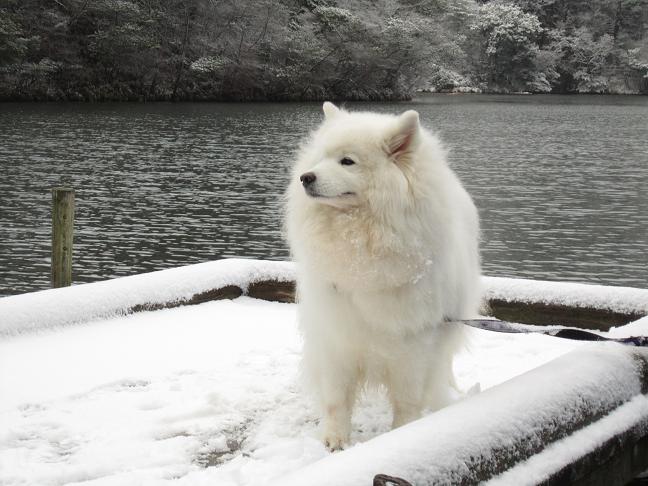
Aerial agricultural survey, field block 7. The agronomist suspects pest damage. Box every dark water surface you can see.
[1,95,647,296]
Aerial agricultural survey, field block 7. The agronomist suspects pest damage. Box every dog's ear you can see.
[323,101,340,120]
[387,110,420,161]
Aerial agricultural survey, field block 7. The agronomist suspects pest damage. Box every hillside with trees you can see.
[1,0,647,101]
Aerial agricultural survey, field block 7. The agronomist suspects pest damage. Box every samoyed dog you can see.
[285,102,481,450]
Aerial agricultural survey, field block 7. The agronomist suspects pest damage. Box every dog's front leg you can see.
[299,278,361,450]
[316,359,358,450]
[299,280,361,450]
[301,314,360,450]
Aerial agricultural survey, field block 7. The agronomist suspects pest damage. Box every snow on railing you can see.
[0,259,294,336]
[484,276,648,330]
[1,258,647,337]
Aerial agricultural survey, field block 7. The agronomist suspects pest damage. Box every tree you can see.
[549,28,614,93]
[0,13,28,65]
[468,1,546,92]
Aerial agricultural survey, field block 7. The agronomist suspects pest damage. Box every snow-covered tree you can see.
[550,28,615,93]
[469,1,545,92]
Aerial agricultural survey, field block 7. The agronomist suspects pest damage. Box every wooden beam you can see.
[51,187,75,288]
[236,280,646,331]
[487,299,645,331]
[542,418,648,486]
[65,278,643,332]
[248,280,296,303]
[129,285,244,313]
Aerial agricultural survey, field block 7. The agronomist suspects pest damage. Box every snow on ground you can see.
[0,294,613,486]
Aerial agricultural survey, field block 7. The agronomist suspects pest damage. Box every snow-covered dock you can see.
[1,259,647,485]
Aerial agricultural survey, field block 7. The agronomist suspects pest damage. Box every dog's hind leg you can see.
[387,372,427,429]
[423,323,467,411]
[385,323,464,428]
[384,342,429,429]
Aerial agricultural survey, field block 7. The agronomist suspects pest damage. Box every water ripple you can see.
[0,96,646,296]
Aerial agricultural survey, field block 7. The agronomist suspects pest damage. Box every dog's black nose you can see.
[300,172,316,186]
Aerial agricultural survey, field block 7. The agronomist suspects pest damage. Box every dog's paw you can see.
[321,426,349,452]
[323,434,346,452]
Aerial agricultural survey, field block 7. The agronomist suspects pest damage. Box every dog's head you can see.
[296,102,422,210]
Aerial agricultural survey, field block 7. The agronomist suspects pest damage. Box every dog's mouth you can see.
[305,187,356,199]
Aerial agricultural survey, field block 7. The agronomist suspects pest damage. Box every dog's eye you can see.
[340,157,355,166]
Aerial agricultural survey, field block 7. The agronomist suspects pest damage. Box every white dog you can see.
[285,102,481,450]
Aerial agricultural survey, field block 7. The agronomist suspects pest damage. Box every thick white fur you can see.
[285,103,481,450]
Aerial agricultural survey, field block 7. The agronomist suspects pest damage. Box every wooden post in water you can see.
[51,187,75,288]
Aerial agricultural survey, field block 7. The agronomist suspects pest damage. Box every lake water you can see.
[1,95,647,296]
